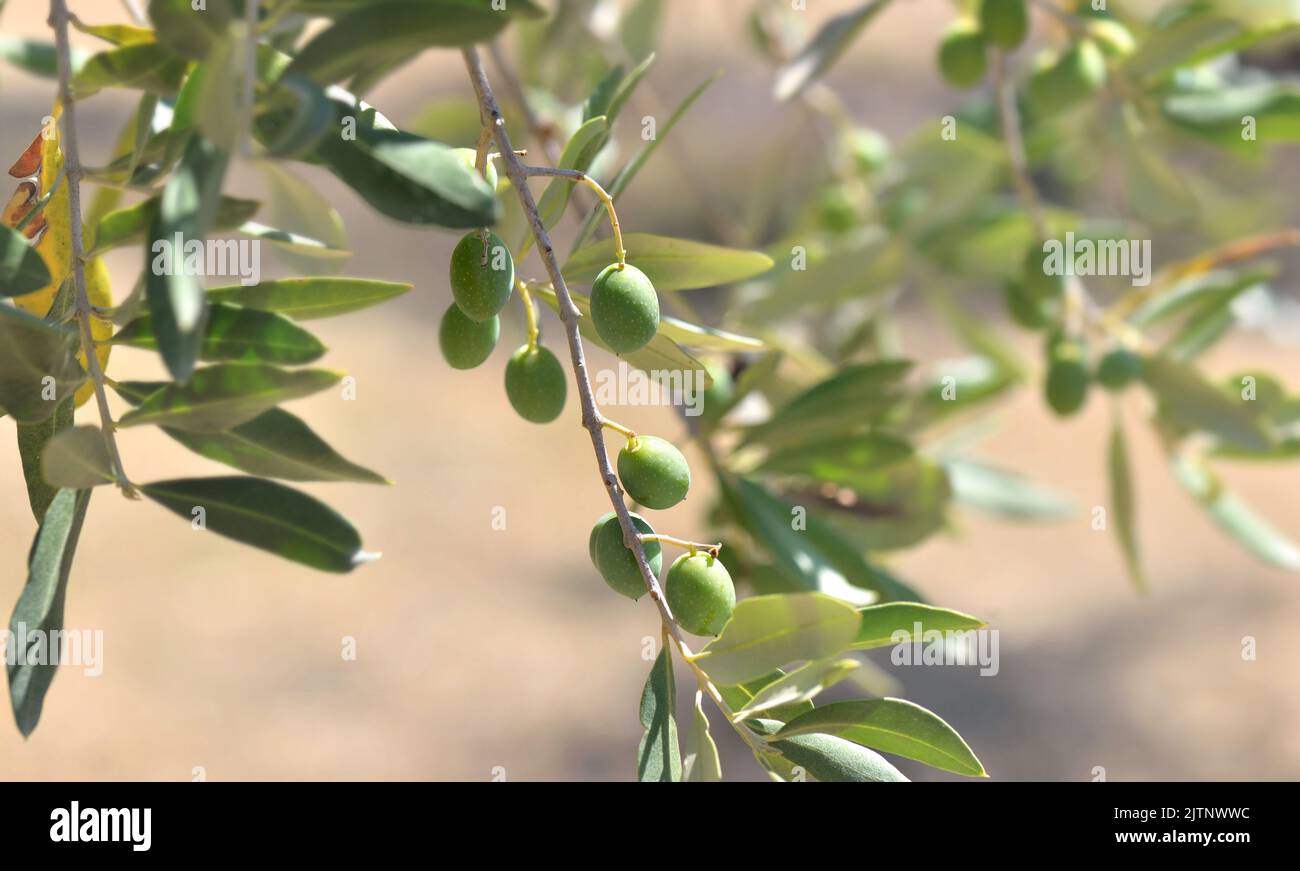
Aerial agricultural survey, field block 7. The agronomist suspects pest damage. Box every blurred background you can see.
[1,0,1298,781]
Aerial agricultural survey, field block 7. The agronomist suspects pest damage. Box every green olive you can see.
[590,511,662,599]
[1028,40,1106,114]
[665,552,736,636]
[590,262,660,354]
[438,303,498,370]
[504,343,567,423]
[617,435,691,510]
[938,20,987,89]
[980,0,1028,50]
[1097,348,1143,391]
[1045,335,1091,416]
[449,230,514,322]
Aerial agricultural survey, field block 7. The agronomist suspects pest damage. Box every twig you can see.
[487,40,561,165]
[461,46,769,765]
[522,165,625,265]
[48,0,136,497]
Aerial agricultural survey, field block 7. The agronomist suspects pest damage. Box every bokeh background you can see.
[1,0,1298,781]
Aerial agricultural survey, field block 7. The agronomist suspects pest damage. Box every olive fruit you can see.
[938,20,987,89]
[1003,279,1049,330]
[453,147,498,191]
[450,230,514,322]
[617,435,691,509]
[590,263,659,354]
[1008,246,1065,328]
[1088,20,1136,58]
[665,552,736,636]
[1045,334,1090,416]
[1097,348,1142,391]
[505,344,567,423]
[439,303,498,370]
[589,511,662,599]
[1027,40,1106,114]
[817,185,861,234]
[979,0,1028,50]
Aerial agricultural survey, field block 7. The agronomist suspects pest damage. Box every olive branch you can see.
[461,46,772,765]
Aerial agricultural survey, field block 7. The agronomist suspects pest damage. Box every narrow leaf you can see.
[1108,419,1147,592]
[112,303,327,364]
[636,645,681,782]
[563,232,774,292]
[141,476,369,573]
[205,277,412,320]
[117,364,341,432]
[683,692,722,782]
[749,718,908,782]
[41,425,116,489]
[852,602,985,650]
[735,657,861,721]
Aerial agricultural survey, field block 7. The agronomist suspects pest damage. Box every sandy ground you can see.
[1,0,1298,781]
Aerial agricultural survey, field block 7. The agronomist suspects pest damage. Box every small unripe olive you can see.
[590,511,662,599]
[590,262,660,354]
[938,20,987,89]
[453,147,499,191]
[843,128,890,175]
[665,552,736,636]
[1023,246,1066,300]
[504,344,567,423]
[1088,20,1136,58]
[1045,335,1090,416]
[817,185,860,234]
[1097,348,1142,391]
[450,230,514,322]
[979,0,1028,50]
[617,435,691,510]
[1003,280,1049,330]
[439,303,499,370]
[1028,40,1106,114]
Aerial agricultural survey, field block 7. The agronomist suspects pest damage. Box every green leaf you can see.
[0,36,88,78]
[570,72,718,252]
[0,225,53,297]
[237,222,350,260]
[89,195,259,256]
[717,474,923,605]
[70,42,188,99]
[533,116,609,235]
[1164,82,1300,151]
[256,161,350,267]
[140,476,369,573]
[749,718,908,782]
[113,303,326,364]
[117,364,341,432]
[734,657,861,721]
[40,425,116,489]
[302,107,499,227]
[8,487,92,737]
[853,602,985,650]
[563,232,774,292]
[1142,355,1273,452]
[755,433,914,479]
[1171,453,1300,570]
[146,135,230,382]
[192,29,252,154]
[148,0,238,59]
[636,646,680,782]
[683,692,722,782]
[773,0,887,101]
[71,18,155,46]
[775,698,987,777]
[114,380,386,483]
[1108,419,1146,592]
[741,361,911,448]
[691,592,861,686]
[205,277,412,320]
[285,0,519,85]
[0,305,86,423]
[16,396,74,522]
[944,459,1074,521]
[656,316,766,353]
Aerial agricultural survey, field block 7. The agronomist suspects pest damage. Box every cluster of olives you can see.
[588,433,736,636]
[939,1,1133,111]
[1010,247,1143,417]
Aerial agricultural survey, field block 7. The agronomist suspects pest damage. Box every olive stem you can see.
[640,534,721,558]
[522,165,626,267]
[516,279,539,349]
[600,418,637,441]
[48,0,136,498]
[462,46,769,769]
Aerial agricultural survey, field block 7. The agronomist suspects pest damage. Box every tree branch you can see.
[48,0,135,496]
[460,46,769,765]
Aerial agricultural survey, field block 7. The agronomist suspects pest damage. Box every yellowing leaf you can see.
[13,101,113,406]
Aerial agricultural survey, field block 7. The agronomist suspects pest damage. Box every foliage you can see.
[0,0,1296,781]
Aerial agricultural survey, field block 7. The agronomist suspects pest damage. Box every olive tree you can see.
[1,0,1296,781]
